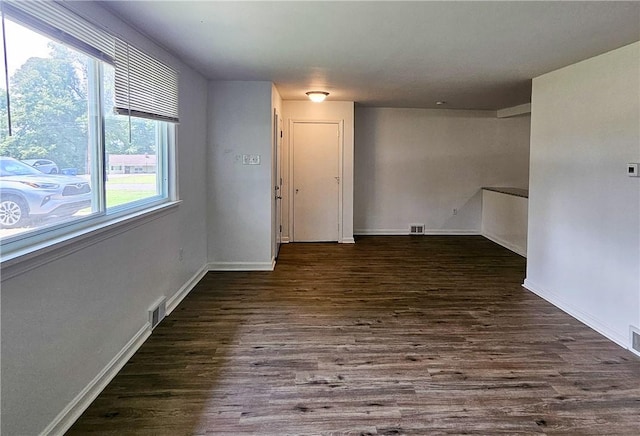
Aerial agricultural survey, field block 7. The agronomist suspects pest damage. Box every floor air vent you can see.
[632,329,640,354]
[149,297,166,330]
[409,224,425,235]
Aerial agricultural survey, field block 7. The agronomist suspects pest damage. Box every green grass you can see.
[106,190,155,208]
[76,175,158,213]
[107,174,156,185]
[78,190,155,214]
[105,175,157,208]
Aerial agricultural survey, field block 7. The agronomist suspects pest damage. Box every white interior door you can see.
[292,122,340,242]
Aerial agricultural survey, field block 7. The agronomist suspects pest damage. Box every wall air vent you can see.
[409,224,425,235]
[149,297,167,330]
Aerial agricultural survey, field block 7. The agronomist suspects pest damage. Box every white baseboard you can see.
[354,228,480,236]
[523,279,629,350]
[340,237,356,243]
[426,229,479,235]
[208,261,275,271]
[481,232,527,257]
[354,229,406,235]
[166,264,209,315]
[41,323,152,436]
[281,237,290,243]
[41,262,210,436]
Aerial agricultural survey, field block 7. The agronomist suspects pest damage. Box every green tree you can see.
[0,33,158,171]
[103,67,157,157]
[0,43,89,171]
[0,88,8,139]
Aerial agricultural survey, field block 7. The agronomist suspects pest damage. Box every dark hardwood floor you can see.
[68,236,640,435]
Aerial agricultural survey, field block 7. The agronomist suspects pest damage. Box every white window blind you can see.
[114,39,179,123]
[2,0,115,64]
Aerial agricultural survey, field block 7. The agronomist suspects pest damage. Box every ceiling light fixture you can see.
[436,101,447,106]
[306,91,329,103]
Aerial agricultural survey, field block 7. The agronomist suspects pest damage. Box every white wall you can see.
[0,3,209,435]
[281,101,355,243]
[481,189,528,257]
[354,107,530,234]
[207,81,274,269]
[497,114,531,180]
[525,42,640,349]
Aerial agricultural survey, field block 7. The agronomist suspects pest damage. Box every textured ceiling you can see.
[101,1,640,110]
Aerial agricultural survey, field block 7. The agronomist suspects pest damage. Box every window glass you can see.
[0,18,97,239]
[103,65,164,209]
[0,10,174,255]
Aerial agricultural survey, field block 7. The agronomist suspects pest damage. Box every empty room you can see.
[1,1,639,435]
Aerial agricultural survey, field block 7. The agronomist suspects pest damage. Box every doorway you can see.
[291,121,341,242]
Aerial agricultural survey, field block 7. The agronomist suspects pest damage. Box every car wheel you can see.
[50,168,58,174]
[0,196,29,228]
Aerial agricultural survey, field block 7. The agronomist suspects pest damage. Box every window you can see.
[0,1,178,258]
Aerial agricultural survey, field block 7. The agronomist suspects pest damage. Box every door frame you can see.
[273,108,283,259]
[289,119,344,242]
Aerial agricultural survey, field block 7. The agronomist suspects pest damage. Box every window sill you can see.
[1,200,181,282]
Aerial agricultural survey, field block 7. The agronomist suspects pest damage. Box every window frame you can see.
[0,2,179,266]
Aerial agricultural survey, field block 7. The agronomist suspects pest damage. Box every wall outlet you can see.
[627,163,639,177]
[242,154,250,165]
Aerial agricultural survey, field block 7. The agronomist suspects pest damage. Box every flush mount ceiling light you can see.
[306,91,329,103]
[436,101,447,106]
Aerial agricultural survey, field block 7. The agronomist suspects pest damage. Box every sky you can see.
[1,18,51,79]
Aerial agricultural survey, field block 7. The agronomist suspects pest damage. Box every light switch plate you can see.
[627,163,639,177]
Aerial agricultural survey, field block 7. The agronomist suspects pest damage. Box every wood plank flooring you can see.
[67,236,640,435]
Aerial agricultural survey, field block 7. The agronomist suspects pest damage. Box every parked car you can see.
[0,157,92,228]
[21,158,59,174]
